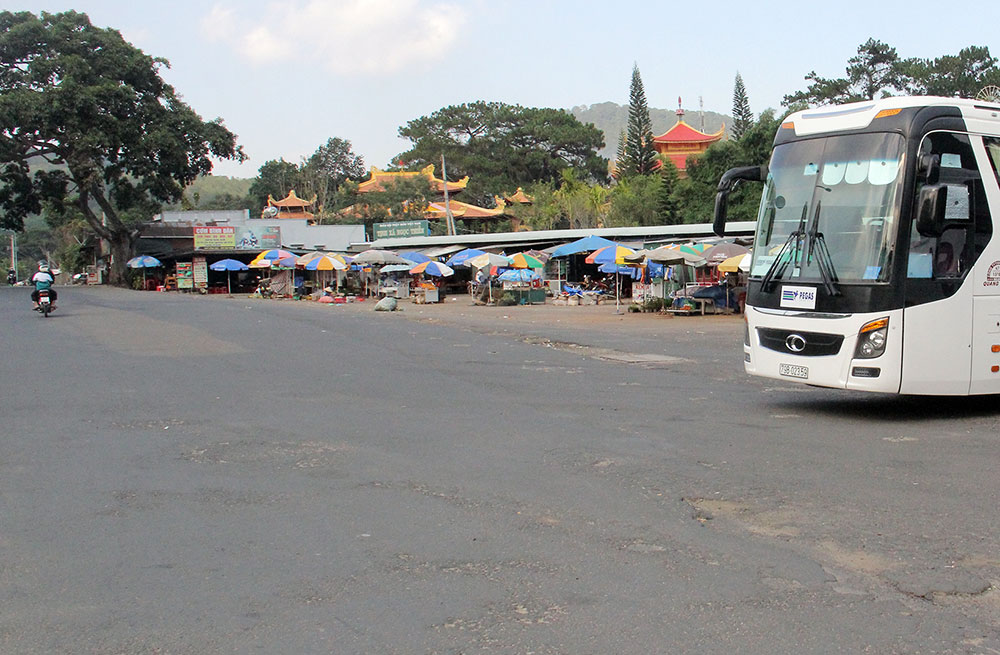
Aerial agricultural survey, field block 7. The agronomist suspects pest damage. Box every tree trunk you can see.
[107,231,136,286]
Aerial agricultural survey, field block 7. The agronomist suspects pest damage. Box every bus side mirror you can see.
[915,184,947,237]
[713,165,766,237]
[918,153,941,185]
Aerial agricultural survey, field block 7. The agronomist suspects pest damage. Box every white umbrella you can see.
[351,249,409,265]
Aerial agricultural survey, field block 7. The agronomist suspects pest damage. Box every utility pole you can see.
[441,154,456,236]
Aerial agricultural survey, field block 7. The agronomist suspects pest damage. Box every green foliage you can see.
[784,39,906,107]
[657,159,681,225]
[617,65,658,178]
[672,110,781,223]
[248,159,301,215]
[337,175,434,239]
[731,73,753,140]
[396,101,607,205]
[497,292,517,306]
[784,40,1000,108]
[606,174,663,227]
[175,175,252,211]
[299,137,365,216]
[0,10,244,284]
[902,46,1000,98]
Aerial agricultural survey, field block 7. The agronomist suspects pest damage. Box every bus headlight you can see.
[854,317,889,359]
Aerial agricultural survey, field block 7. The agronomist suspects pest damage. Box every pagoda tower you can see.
[652,97,725,177]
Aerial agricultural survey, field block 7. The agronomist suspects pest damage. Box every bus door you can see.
[970,136,1000,394]
[901,132,987,394]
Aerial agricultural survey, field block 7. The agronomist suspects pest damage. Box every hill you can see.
[569,102,731,160]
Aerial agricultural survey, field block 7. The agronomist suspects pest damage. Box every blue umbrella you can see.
[598,262,642,279]
[126,255,162,289]
[550,235,617,257]
[399,250,431,264]
[445,248,486,266]
[210,258,249,294]
[209,258,249,271]
[126,255,162,268]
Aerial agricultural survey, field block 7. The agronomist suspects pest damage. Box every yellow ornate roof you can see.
[357,165,469,195]
[505,187,534,204]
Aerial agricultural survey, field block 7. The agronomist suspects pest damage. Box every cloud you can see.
[201,0,467,74]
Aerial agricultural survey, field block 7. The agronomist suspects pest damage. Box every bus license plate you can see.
[779,363,808,379]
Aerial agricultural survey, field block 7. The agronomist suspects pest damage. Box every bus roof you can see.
[784,95,1000,137]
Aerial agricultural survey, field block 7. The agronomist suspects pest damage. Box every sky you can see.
[8,1,998,178]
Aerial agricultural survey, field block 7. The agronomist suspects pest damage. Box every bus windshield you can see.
[750,133,905,284]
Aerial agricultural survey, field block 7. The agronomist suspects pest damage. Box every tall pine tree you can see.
[618,64,658,178]
[613,129,627,179]
[731,72,754,140]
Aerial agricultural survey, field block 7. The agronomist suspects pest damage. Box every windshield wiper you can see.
[807,200,841,296]
[760,204,807,292]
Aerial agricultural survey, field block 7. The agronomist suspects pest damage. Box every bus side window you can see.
[909,132,989,280]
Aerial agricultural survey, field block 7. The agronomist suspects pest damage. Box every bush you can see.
[642,297,665,312]
[497,292,518,306]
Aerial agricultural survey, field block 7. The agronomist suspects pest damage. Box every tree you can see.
[606,175,662,227]
[337,176,435,239]
[903,46,1000,98]
[0,11,244,284]
[731,72,754,140]
[617,64,658,178]
[783,39,907,107]
[397,101,607,205]
[657,159,680,225]
[673,110,781,223]
[299,137,365,215]
[248,159,301,215]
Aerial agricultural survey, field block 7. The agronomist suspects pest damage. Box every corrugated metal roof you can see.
[355,221,755,252]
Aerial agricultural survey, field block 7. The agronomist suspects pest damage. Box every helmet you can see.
[38,261,49,271]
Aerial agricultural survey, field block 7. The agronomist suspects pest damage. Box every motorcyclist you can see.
[6,268,15,285]
[30,261,57,310]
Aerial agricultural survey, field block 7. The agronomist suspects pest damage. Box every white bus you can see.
[714,96,1000,394]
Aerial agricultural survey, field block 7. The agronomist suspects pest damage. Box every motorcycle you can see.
[35,289,54,317]
[6,271,15,285]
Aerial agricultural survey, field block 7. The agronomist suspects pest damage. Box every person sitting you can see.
[30,261,57,309]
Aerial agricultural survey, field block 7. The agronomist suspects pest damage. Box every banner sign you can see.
[373,220,429,239]
[236,226,281,250]
[176,261,193,289]
[194,226,236,249]
[193,256,208,289]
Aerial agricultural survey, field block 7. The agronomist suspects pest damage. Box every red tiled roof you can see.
[653,120,725,144]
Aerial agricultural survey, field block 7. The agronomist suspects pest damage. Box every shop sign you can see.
[373,220,429,239]
[194,226,236,249]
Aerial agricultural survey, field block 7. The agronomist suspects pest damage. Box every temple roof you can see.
[653,120,725,144]
[267,189,315,208]
[357,165,469,195]
[504,187,534,204]
[426,198,507,220]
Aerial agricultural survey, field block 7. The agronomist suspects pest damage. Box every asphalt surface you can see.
[2,285,1000,654]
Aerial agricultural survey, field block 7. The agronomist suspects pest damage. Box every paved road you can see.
[2,286,1000,654]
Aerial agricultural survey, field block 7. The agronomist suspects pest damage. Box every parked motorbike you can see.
[36,289,54,317]
[254,280,274,299]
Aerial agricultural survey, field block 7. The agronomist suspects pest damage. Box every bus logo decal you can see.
[984,261,1000,287]
[785,334,808,353]
[780,285,817,309]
